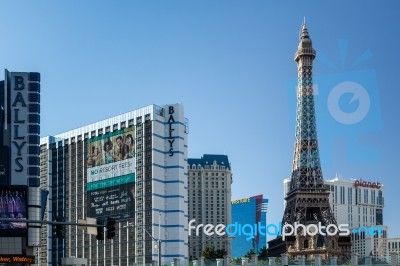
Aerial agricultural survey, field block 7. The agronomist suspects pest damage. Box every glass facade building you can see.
[231,195,268,258]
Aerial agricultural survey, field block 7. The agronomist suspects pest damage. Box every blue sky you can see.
[1,1,399,237]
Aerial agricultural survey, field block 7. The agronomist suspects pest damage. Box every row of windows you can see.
[51,118,147,146]
[90,120,135,138]
[331,185,384,206]
[191,182,226,188]
[388,242,400,249]
[190,172,226,177]
[189,165,227,170]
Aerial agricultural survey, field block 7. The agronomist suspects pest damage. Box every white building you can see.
[39,104,188,266]
[284,176,387,258]
[187,155,233,260]
[387,238,400,263]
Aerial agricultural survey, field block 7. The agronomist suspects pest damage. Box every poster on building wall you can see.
[86,128,135,221]
[87,182,135,220]
[0,186,27,236]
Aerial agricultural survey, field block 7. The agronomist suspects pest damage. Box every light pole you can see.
[124,213,162,266]
[158,211,161,266]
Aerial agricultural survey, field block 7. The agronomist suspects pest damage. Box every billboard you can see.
[0,186,27,236]
[86,128,135,221]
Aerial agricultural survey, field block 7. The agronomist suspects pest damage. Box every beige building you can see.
[187,154,233,260]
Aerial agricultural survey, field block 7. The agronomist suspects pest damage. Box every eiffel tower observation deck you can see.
[268,23,351,261]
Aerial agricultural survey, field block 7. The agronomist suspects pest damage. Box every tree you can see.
[258,246,268,260]
[202,246,226,260]
[244,249,255,259]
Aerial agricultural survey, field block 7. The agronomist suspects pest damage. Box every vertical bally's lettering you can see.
[12,76,27,173]
[168,106,175,156]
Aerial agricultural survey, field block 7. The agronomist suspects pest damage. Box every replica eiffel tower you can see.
[268,23,351,261]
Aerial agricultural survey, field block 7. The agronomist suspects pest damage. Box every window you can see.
[28,104,40,113]
[28,135,40,145]
[28,156,40,165]
[28,114,40,123]
[28,167,39,175]
[28,93,40,103]
[28,125,40,134]
[28,145,40,155]
[28,82,40,92]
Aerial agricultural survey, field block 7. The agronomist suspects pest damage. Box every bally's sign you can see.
[10,73,29,184]
[168,106,175,156]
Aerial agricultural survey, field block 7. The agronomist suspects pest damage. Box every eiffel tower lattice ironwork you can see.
[283,23,336,229]
[279,23,350,260]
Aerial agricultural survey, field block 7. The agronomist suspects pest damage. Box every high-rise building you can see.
[284,177,387,258]
[387,238,400,255]
[187,155,232,260]
[0,70,41,264]
[231,195,268,258]
[268,24,351,260]
[326,177,386,258]
[39,104,189,266]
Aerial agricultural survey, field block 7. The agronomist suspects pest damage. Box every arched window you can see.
[304,239,309,249]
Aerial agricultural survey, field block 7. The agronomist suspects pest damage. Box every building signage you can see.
[168,106,175,156]
[10,74,28,185]
[87,183,134,221]
[232,198,250,204]
[0,255,35,264]
[354,179,381,189]
[87,159,134,183]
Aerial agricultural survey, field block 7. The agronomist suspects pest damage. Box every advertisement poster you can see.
[86,128,135,221]
[0,186,27,236]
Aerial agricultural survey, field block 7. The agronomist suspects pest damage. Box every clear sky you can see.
[1,1,399,237]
